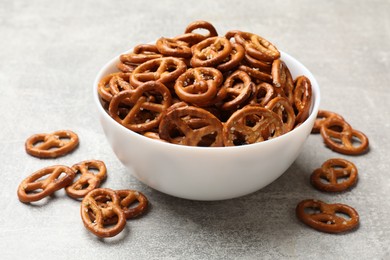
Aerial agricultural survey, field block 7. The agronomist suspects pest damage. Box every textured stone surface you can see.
[1,0,389,259]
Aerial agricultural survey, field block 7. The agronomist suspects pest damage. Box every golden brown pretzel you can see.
[311,110,345,133]
[115,190,149,219]
[184,20,218,38]
[250,82,275,106]
[174,67,223,106]
[243,52,272,72]
[190,37,232,67]
[310,158,358,192]
[25,130,79,158]
[94,189,149,225]
[109,73,134,102]
[98,73,119,102]
[130,57,187,87]
[65,160,107,199]
[98,72,132,102]
[80,188,127,238]
[293,75,312,125]
[265,96,296,132]
[173,33,207,46]
[159,104,224,146]
[271,59,294,104]
[234,31,280,62]
[17,165,76,203]
[216,43,245,72]
[296,199,359,233]
[156,37,192,58]
[320,117,369,155]
[220,70,254,110]
[116,62,137,73]
[109,81,172,132]
[120,44,163,65]
[238,64,272,83]
[223,105,284,146]
[224,30,243,42]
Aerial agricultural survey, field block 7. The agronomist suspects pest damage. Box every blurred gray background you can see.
[0,0,389,259]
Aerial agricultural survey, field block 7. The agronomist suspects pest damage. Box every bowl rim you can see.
[93,50,321,152]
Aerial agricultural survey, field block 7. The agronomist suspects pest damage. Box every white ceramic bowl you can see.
[93,51,320,201]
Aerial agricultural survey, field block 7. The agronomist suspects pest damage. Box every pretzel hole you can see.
[58,136,71,142]
[261,125,278,140]
[231,78,245,87]
[183,77,195,87]
[328,125,343,132]
[245,115,261,127]
[167,127,185,141]
[25,188,44,194]
[73,181,90,190]
[86,208,105,226]
[80,183,90,190]
[143,92,165,105]
[122,199,140,210]
[350,135,363,147]
[231,131,247,146]
[304,206,321,215]
[89,168,102,176]
[71,173,81,182]
[335,211,352,221]
[57,172,70,180]
[191,28,210,37]
[103,216,122,228]
[133,111,157,124]
[34,175,50,182]
[319,176,331,184]
[32,140,45,147]
[280,109,289,123]
[329,136,343,145]
[198,133,218,147]
[296,90,305,103]
[117,107,131,120]
[257,88,267,97]
[293,105,300,116]
[166,65,179,73]
[338,174,352,184]
[256,88,270,102]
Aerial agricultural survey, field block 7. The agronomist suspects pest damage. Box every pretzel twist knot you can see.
[66,160,107,199]
[25,130,79,158]
[310,158,358,192]
[296,199,359,233]
[159,104,224,147]
[174,67,223,106]
[17,165,76,203]
[320,117,369,155]
[223,106,285,146]
[112,190,149,220]
[80,188,127,238]
[109,81,172,132]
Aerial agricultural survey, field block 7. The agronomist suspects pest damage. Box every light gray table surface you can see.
[1,0,389,259]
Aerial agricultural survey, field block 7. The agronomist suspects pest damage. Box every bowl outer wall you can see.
[93,51,320,201]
